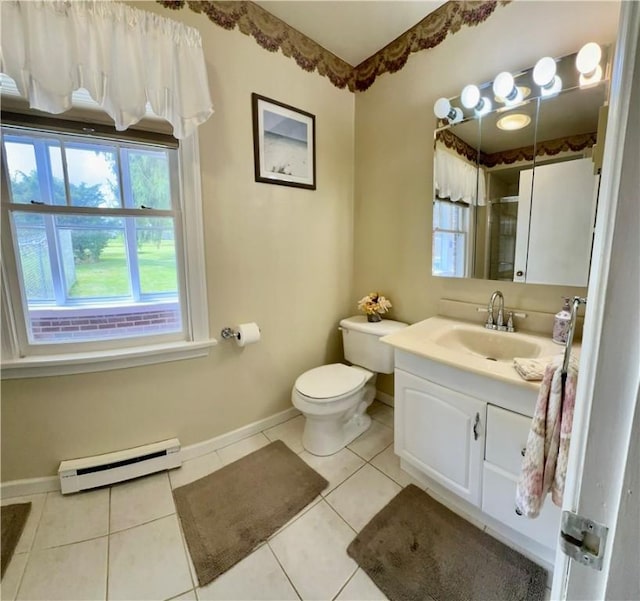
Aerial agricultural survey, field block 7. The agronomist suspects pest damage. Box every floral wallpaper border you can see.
[482,132,598,167]
[436,128,597,168]
[157,0,506,92]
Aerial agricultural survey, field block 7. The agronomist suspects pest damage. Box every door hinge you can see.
[560,510,609,571]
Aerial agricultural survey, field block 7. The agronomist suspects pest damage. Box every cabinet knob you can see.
[521,447,526,457]
[515,507,523,516]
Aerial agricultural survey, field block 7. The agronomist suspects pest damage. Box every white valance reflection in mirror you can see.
[431,44,611,286]
[433,144,486,278]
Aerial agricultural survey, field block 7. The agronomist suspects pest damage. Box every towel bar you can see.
[562,297,587,376]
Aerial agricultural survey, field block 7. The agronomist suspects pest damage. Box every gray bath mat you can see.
[347,485,547,601]
[173,440,327,587]
[1,502,31,579]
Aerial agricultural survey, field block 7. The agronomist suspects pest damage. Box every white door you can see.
[525,158,597,286]
[395,369,486,506]
[553,3,639,599]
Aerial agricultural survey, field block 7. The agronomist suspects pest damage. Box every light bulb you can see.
[541,75,562,97]
[434,97,451,119]
[461,85,481,109]
[533,57,557,87]
[580,64,603,87]
[476,97,492,116]
[433,97,463,123]
[493,72,515,99]
[576,42,602,75]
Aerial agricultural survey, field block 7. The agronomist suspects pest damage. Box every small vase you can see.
[367,313,382,323]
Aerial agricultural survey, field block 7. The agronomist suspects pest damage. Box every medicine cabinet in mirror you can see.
[432,45,610,286]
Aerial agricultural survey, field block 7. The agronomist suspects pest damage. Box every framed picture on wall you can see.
[252,93,316,190]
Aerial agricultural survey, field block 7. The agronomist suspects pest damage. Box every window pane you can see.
[4,139,39,204]
[128,149,172,210]
[136,217,179,295]
[53,215,130,299]
[11,212,55,301]
[433,200,467,231]
[66,144,121,208]
[433,231,466,277]
[47,142,67,206]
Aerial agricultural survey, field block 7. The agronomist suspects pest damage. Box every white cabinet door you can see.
[395,369,487,506]
[482,463,562,550]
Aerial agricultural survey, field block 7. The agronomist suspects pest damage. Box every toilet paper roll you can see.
[236,322,261,347]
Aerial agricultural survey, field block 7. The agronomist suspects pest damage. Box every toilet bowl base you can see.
[302,410,372,457]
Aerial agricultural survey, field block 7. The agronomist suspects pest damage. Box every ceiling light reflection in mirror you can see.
[433,41,604,124]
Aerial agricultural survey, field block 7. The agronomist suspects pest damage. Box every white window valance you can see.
[434,145,486,206]
[0,0,213,139]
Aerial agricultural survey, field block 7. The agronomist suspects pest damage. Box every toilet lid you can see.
[295,364,366,400]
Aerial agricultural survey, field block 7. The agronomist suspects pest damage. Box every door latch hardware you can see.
[560,511,608,571]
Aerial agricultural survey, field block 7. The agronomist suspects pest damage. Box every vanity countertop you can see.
[380,315,574,391]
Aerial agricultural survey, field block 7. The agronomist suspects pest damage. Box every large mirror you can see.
[432,47,610,286]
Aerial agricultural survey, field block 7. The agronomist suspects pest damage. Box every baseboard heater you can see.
[58,438,181,494]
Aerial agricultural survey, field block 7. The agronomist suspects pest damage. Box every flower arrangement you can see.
[357,292,392,322]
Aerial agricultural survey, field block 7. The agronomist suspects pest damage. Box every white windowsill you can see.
[1,338,218,379]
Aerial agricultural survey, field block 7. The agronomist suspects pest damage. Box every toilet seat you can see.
[294,364,365,402]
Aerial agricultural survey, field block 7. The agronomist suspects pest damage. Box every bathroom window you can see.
[432,199,470,277]
[1,120,211,375]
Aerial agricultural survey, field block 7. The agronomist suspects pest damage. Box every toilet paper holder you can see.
[220,322,261,346]
[220,327,239,341]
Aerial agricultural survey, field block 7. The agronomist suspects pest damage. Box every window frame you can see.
[1,117,215,378]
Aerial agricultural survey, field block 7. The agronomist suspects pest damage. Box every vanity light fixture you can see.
[533,56,562,97]
[433,97,463,123]
[576,42,603,87]
[496,113,531,131]
[493,72,522,105]
[460,84,492,116]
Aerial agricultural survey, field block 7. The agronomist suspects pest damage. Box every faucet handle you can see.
[507,312,515,333]
[485,304,495,329]
[497,307,504,327]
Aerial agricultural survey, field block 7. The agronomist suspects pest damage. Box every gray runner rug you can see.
[1,502,31,579]
[173,439,327,587]
[348,485,547,601]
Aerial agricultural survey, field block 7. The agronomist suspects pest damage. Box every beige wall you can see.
[1,1,621,481]
[1,4,355,481]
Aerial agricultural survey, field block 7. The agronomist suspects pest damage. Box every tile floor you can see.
[1,401,551,601]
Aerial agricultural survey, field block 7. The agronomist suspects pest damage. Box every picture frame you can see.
[252,93,316,190]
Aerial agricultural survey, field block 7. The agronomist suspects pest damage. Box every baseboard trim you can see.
[0,476,60,498]
[1,406,301,499]
[180,406,300,461]
[375,390,394,407]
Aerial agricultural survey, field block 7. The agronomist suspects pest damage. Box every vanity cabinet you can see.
[393,350,562,556]
[395,369,486,506]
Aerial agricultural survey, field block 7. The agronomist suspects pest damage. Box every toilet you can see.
[292,315,408,456]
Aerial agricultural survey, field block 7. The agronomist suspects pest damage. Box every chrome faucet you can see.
[486,290,507,331]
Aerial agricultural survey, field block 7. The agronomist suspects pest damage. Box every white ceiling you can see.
[254,1,447,66]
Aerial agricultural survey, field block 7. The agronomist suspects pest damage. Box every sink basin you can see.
[432,325,543,362]
[380,316,569,388]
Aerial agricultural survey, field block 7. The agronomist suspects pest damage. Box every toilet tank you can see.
[340,316,408,374]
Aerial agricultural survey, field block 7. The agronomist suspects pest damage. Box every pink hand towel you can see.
[515,360,578,518]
